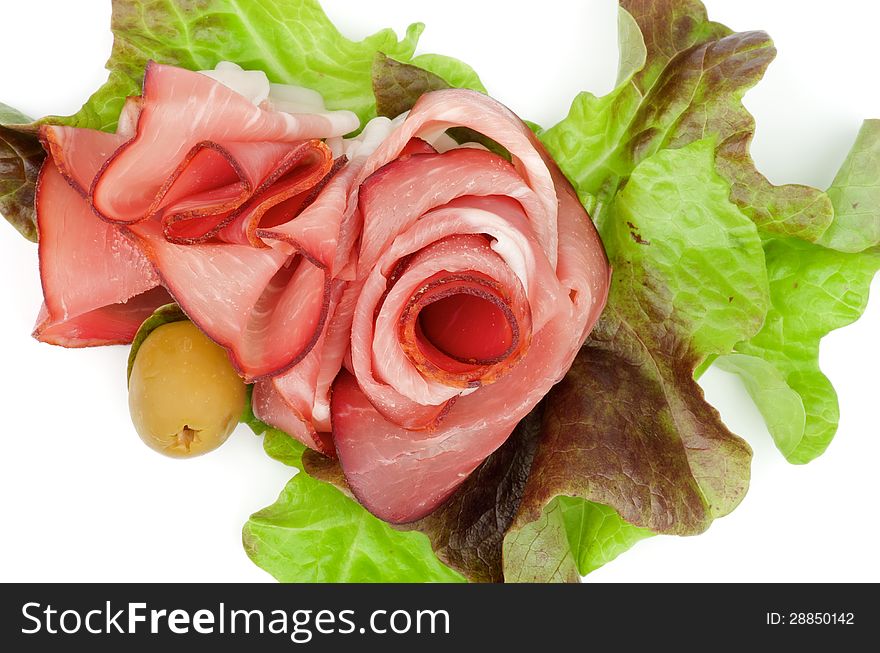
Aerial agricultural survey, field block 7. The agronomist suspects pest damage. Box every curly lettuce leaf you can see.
[52,0,442,131]
[244,474,465,583]
[713,353,806,459]
[818,120,880,253]
[243,429,464,583]
[716,122,880,463]
[504,498,652,582]
[540,1,832,241]
[723,239,880,463]
[0,103,43,241]
[504,141,763,580]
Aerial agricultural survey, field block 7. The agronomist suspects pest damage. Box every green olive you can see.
[128,320,246,458]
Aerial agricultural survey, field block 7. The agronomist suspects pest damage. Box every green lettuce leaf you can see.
[0,103,43,242]
[243,429,465,583]
[504,140,762,580]
[303,406,543,583]
[540,1,832,241]
[715,121,880,463]
[53,0,446,131]
[554,498,653,576]
[725,239,880,463]
[244,475,465,583]
[504,497,652,582]
[818,120,880,252]
[713,353,806,459]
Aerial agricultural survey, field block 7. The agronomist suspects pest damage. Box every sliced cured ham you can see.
[356,148,546,275]
[252,281,348,454]
[31,59,611,527]
[248,129,440,448]
[129,220,330,380]
[34,127,168,347]
[35,62,361,384]
[159,139,334,246]
[123,136,340,379]
[34,287,172,347]
[353,89,561,270]
[330,89,611,523]
[91,62,358,224]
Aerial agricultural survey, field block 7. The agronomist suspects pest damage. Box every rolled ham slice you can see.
[330,90,611,523]
[32,61,611,526]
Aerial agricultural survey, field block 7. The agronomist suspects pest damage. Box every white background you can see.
[0,0,878,582]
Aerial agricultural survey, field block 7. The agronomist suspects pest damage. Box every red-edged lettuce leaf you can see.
[716,120,880,463]
[503,140,763,581]
[0,103,43,242]
[540,1,833,241]
[510,0,880,579]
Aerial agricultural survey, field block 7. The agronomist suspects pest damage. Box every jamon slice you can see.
[332,305,584,523]
[216,140,334,248]
[34,144,165,347]
[331,89,611,523]
[123,139,341,379]
[31,62,358,375]
[356,148,545,275]
[348,196,564,428]
[34,287,172,347]
[130,219,330,381]
[356,88,560,269]
[160,139,333,245]
[39,125,127,193]
[90,62,357,224]
[252,282,348,454]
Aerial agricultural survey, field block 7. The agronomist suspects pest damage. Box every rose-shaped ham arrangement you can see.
[32,61,610,525]
[9,0,880,587]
